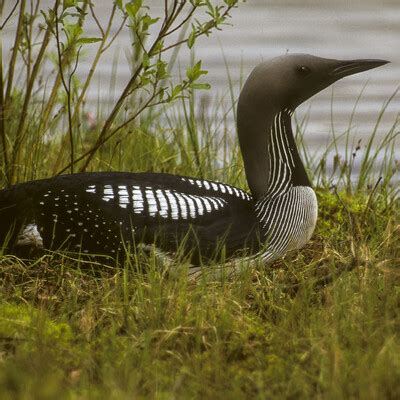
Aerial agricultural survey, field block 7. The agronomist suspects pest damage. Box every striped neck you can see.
[238,106,311,201]
[265,109,311,197]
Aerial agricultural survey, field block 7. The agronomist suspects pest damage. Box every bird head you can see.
[240,54,389,112]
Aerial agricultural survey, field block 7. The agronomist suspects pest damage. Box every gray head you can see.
[237,54,389,199]
[239,54,389,112]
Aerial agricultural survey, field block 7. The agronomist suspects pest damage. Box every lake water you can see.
[3,0,400,174]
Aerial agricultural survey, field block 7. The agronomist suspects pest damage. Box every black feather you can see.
[0,172,261,264]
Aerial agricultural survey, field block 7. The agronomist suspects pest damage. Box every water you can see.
[2,0,400,173]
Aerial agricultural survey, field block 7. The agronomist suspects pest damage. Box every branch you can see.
[4,0,26,104]
[0,0,20,30]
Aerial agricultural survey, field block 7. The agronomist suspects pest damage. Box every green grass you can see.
[0,87,399,398]
[1,16,400,396]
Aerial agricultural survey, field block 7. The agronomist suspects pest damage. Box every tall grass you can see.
[1,2,400,399]
[1,69,399,397]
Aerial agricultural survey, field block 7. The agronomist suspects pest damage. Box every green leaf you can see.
[142,14,159,31]
[142,52,150,68]
[186,61,208,81]
[63,0,77,10]
[191,83,211,90]
[63,22,83,42]
[140,75,151,86]
[150,39,164,55]
[187,30,196,49]
[156,60,168,80]
[115,0,124,11]
[223,0,238,6]
[126,0,142,21]
[77,37,103,44]
[171,84,182,99]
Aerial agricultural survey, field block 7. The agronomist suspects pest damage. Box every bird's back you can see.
[0,172,261,264]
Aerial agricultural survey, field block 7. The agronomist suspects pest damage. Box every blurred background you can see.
[3,0,400,171]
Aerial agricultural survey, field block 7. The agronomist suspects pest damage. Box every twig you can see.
[0,33,8,183]
[59,2,236,173]
[0,0,20,30]
[52,3,119,174]
[89,1,104,37]
[4,0,26,104]
[361,176,382,221]
[57,86,164,176]
[55,0,75,173]
[10,7,53,184]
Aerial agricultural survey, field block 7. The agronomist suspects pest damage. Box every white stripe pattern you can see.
[265,111,295,197]
[246,109,317,262]
[90,184,231,220]
[254,185,317,262]
[182,177,250,200]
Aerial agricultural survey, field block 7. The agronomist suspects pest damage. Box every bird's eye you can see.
[296,65,311,76]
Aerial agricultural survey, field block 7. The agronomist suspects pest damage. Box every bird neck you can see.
[238,107,311,201]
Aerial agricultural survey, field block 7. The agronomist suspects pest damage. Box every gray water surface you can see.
[3,0,400,172]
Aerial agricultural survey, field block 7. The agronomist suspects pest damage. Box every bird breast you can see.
[255,185,318,261]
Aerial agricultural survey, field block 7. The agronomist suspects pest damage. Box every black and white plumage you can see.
[0,172,260,263]
[0,54,388,266]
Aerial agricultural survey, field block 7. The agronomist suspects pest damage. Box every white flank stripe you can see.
[119,196,129,204]
[202,198,212,212]
[118,187,129,197]
[214,198,226,207]
[132,189,144,214]
[175,193,188,219]
[156,189,169,218]
[233,188,241,198]
[189,195,204,216]
[165,190,179,219]
[184,194,197,218]
[145,190,158,217]
[209,198,219,210]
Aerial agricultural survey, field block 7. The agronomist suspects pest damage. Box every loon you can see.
[0,54,388,265]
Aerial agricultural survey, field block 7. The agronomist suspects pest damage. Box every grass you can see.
[1,3,399,395]
[0,84,399,398]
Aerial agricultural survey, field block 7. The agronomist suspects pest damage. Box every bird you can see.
[0,54,388,266]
